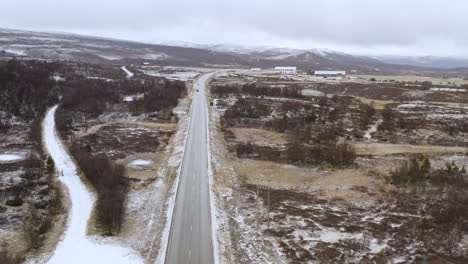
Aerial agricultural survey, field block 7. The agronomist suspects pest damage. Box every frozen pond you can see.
[0,152,27,162]
[128,159,154,169]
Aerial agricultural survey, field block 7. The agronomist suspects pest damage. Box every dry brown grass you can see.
[234,158,317,188]
[354,96,395,110]
[354,142,467,155]
[229,128,291,144]
[232,158,381,202]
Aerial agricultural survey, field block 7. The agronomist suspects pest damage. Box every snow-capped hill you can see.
[374,55,468,69]
[2,28,462,74]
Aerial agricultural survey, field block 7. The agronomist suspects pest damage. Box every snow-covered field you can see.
[397,101,468,120]
[430,87,467,92]
[30,105,143,264]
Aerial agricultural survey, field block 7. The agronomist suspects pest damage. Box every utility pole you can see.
[256,184,259,232]
[267,185,270,230]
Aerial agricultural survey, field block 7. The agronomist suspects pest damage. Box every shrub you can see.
[389,158,426,186]
[38,188,50,196]
[34,200,49,210]
[379,107,398,131]
[6,198,23,207]
[446,161,460,173]
[0,246,23,264]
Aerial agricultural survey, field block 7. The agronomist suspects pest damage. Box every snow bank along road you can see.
[165,73,217,264]
[38,105,142,264]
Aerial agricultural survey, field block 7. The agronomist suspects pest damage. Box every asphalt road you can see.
[165,73,216,264]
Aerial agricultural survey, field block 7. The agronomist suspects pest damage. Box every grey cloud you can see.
[2,0,468,57]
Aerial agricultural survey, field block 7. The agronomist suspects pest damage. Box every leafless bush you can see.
[0,60,60,120]
[70,143,127,234]
[358,102,376,130]
[0,246,23,264]
[389,158,426,186]
[379,106,399,131]
[235,142,355,167]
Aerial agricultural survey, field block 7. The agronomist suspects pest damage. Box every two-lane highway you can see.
[165,72,217,264]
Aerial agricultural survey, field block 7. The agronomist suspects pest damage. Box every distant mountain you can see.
[374,55,468,69]
[1,28,465,76]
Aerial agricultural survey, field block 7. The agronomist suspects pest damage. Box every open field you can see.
[209,72,468,263]
[230,128,291,145]
[352,74,468,85]
[354,142,468,155]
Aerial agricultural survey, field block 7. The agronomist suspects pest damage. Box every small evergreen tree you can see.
[46,155,55,173]
[85,143,92,153]
[446,161,459,173]
[420,156,431,173]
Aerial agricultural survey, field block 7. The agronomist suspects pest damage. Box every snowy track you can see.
[35,105,143,264]
[122,66,134,78]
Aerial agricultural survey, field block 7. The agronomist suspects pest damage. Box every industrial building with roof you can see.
[274,66,297,75]
[314,71,346,77]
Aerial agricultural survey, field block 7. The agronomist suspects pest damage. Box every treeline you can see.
[60,77,186,117]
[0,60,61,129]
[70,143,126,234]
[128,78,186,114]
[211,83,303,98]
[0,60,64,261]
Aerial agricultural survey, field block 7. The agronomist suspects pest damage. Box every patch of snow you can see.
[427,113,466,120]
[142,53,169,60]
[369,239,388,253]
[128,159,153,167]
[51,74,65,81]
[98,54,122,60]
[2,48,26,55]
[364,119,382,140]
[430,87,467,92]
[87,76,113,82]
[315,229,363,243]
[302,89,324,97]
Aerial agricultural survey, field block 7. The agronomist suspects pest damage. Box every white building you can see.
[250,68,262,72]
[314,71,346,77]
[274,66,297,75]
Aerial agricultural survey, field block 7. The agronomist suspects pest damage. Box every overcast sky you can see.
[2,0,468,57]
